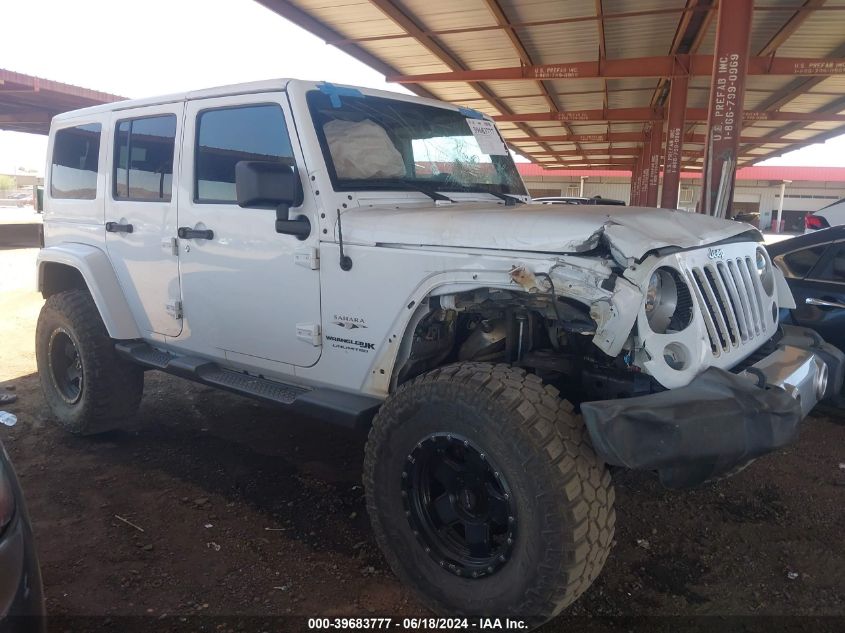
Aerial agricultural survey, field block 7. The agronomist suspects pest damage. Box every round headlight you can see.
[755,247,775,295]
[644,268,680,333]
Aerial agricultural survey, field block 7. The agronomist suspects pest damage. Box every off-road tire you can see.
[35,289,144,434]
[363,362,615,626]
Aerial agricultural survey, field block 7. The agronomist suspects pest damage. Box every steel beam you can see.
[701,0,753,217]
[646,125,662,207]
[661,73,689,209]
[505,132,813,145]
[389,55,845,83]
[494,108,845,123]
[0,111,52,124]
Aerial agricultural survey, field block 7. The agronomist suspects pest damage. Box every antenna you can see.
[336,209,353,271]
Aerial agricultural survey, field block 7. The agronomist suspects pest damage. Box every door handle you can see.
[177,227,214,240]
[805,297,845,309]
[105,221,133,234]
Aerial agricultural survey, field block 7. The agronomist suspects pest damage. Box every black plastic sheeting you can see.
[581,367,802,489]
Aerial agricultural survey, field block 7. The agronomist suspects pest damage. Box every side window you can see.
[195,104,293,203]
[780,245,827,279]
[113,115,177,201]
[813,244,845,283]
[51,123,101,199]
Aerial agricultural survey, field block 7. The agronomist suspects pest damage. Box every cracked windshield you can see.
[307,89,526,197]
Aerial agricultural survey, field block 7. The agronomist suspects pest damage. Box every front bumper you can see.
[581,327,843,488]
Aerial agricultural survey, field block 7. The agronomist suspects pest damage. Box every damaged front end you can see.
[392,223,843,489]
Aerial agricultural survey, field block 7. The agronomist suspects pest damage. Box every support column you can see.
[701,0,753,216]
[630,152,643,205]
[646,123,662,207]
[660,72,689,209]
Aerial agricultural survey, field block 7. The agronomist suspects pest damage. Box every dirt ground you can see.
[1,212,844,631]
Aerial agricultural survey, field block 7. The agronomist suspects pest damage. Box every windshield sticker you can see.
[317,82,364,108]
[465,118,508,156]
[459,106,485,120]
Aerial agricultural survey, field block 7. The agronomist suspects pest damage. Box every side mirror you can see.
[235,161,310,239]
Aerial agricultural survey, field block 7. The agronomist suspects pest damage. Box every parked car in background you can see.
[768,225,845,352]
[532,195,626,205]
[0,438,45,632]
[804,198,845,232]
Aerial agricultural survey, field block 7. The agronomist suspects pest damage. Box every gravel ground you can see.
[1,224,844,632]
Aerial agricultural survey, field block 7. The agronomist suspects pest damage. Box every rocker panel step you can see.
[115,341,381,428]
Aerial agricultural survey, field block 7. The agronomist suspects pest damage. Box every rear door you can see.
[778,240,845,349]
[105,103,184,337]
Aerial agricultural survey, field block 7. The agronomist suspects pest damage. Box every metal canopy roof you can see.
[0,69,124,135]
[255,0,845,170]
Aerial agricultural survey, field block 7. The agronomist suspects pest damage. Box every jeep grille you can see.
[688,257,767,357]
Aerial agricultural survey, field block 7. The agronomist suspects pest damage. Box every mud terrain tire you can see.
[36,290,144,435]
[363,362,615,626]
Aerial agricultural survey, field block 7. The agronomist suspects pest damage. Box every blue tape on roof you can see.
[318,82,364,108]
[458,106,485,120]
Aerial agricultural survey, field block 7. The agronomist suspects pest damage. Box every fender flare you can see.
[37,243,141,340]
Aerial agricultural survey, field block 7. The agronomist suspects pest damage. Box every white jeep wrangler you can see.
[36,79,841,626]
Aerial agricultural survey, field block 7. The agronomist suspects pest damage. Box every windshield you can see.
[307,90,527,197]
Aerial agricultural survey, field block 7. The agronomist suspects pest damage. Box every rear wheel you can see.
[363,362,615,626]
[36,290,144,434]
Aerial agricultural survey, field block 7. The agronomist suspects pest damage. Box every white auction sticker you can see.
[466,118,508,155]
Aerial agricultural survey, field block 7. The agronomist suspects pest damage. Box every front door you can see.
[105,104,183,337]
[175,93,322,368]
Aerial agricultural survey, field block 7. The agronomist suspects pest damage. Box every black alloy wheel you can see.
[402,433,517,579]
[48,328,83,404]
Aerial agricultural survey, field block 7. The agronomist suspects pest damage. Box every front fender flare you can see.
[37,243,141,340]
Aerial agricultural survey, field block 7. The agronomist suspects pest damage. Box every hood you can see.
[339,202,759,260]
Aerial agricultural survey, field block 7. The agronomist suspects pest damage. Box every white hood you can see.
[339,202,759,260]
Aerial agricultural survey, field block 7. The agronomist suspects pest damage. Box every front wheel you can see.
[35,290,144,435]
[363,363,615,627]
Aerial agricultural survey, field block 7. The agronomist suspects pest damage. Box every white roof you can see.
[51,78,294,122]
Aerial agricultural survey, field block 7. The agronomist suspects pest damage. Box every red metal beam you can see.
[495,108,845,123]
[530,148,701,157]
[701,0,753,217]
[661,72,689,209]
[389,55,845,83]
[0,111,52,124]
[646,125,662,207]
[505,132,813,145]
[758,0,827,57]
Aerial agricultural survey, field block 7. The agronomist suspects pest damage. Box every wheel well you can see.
[40,262,89,299]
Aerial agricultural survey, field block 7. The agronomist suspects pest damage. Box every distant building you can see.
[519,165,845,232]
[0,173,44,188]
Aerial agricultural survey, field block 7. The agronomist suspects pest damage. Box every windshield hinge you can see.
[295,246,319,270]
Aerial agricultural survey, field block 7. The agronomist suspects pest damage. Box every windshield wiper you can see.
[484,191,524,206]
[343,180,454,202]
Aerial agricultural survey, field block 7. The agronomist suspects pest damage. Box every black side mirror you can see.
[235,161,310,239]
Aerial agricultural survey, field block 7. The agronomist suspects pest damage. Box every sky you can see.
[1,0,843,175]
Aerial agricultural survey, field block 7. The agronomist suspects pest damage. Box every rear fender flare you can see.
[37,243,141,340]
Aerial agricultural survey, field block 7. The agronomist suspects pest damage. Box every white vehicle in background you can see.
[805,198,845,232]
[35,79,842,629]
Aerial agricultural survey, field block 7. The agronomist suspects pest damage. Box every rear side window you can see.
[51,123,101,199]
[780,245,827,278]
[195,104,293,203]
[114,115,177,201]
[813,244,845,283]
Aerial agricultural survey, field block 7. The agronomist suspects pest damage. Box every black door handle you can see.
[105,221,133,234]
[178,227,214,240]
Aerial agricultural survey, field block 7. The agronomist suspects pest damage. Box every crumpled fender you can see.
[540,259,641,357]
[37,243,140,340]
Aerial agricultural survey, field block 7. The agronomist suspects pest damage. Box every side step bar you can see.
[115,342,381,429]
